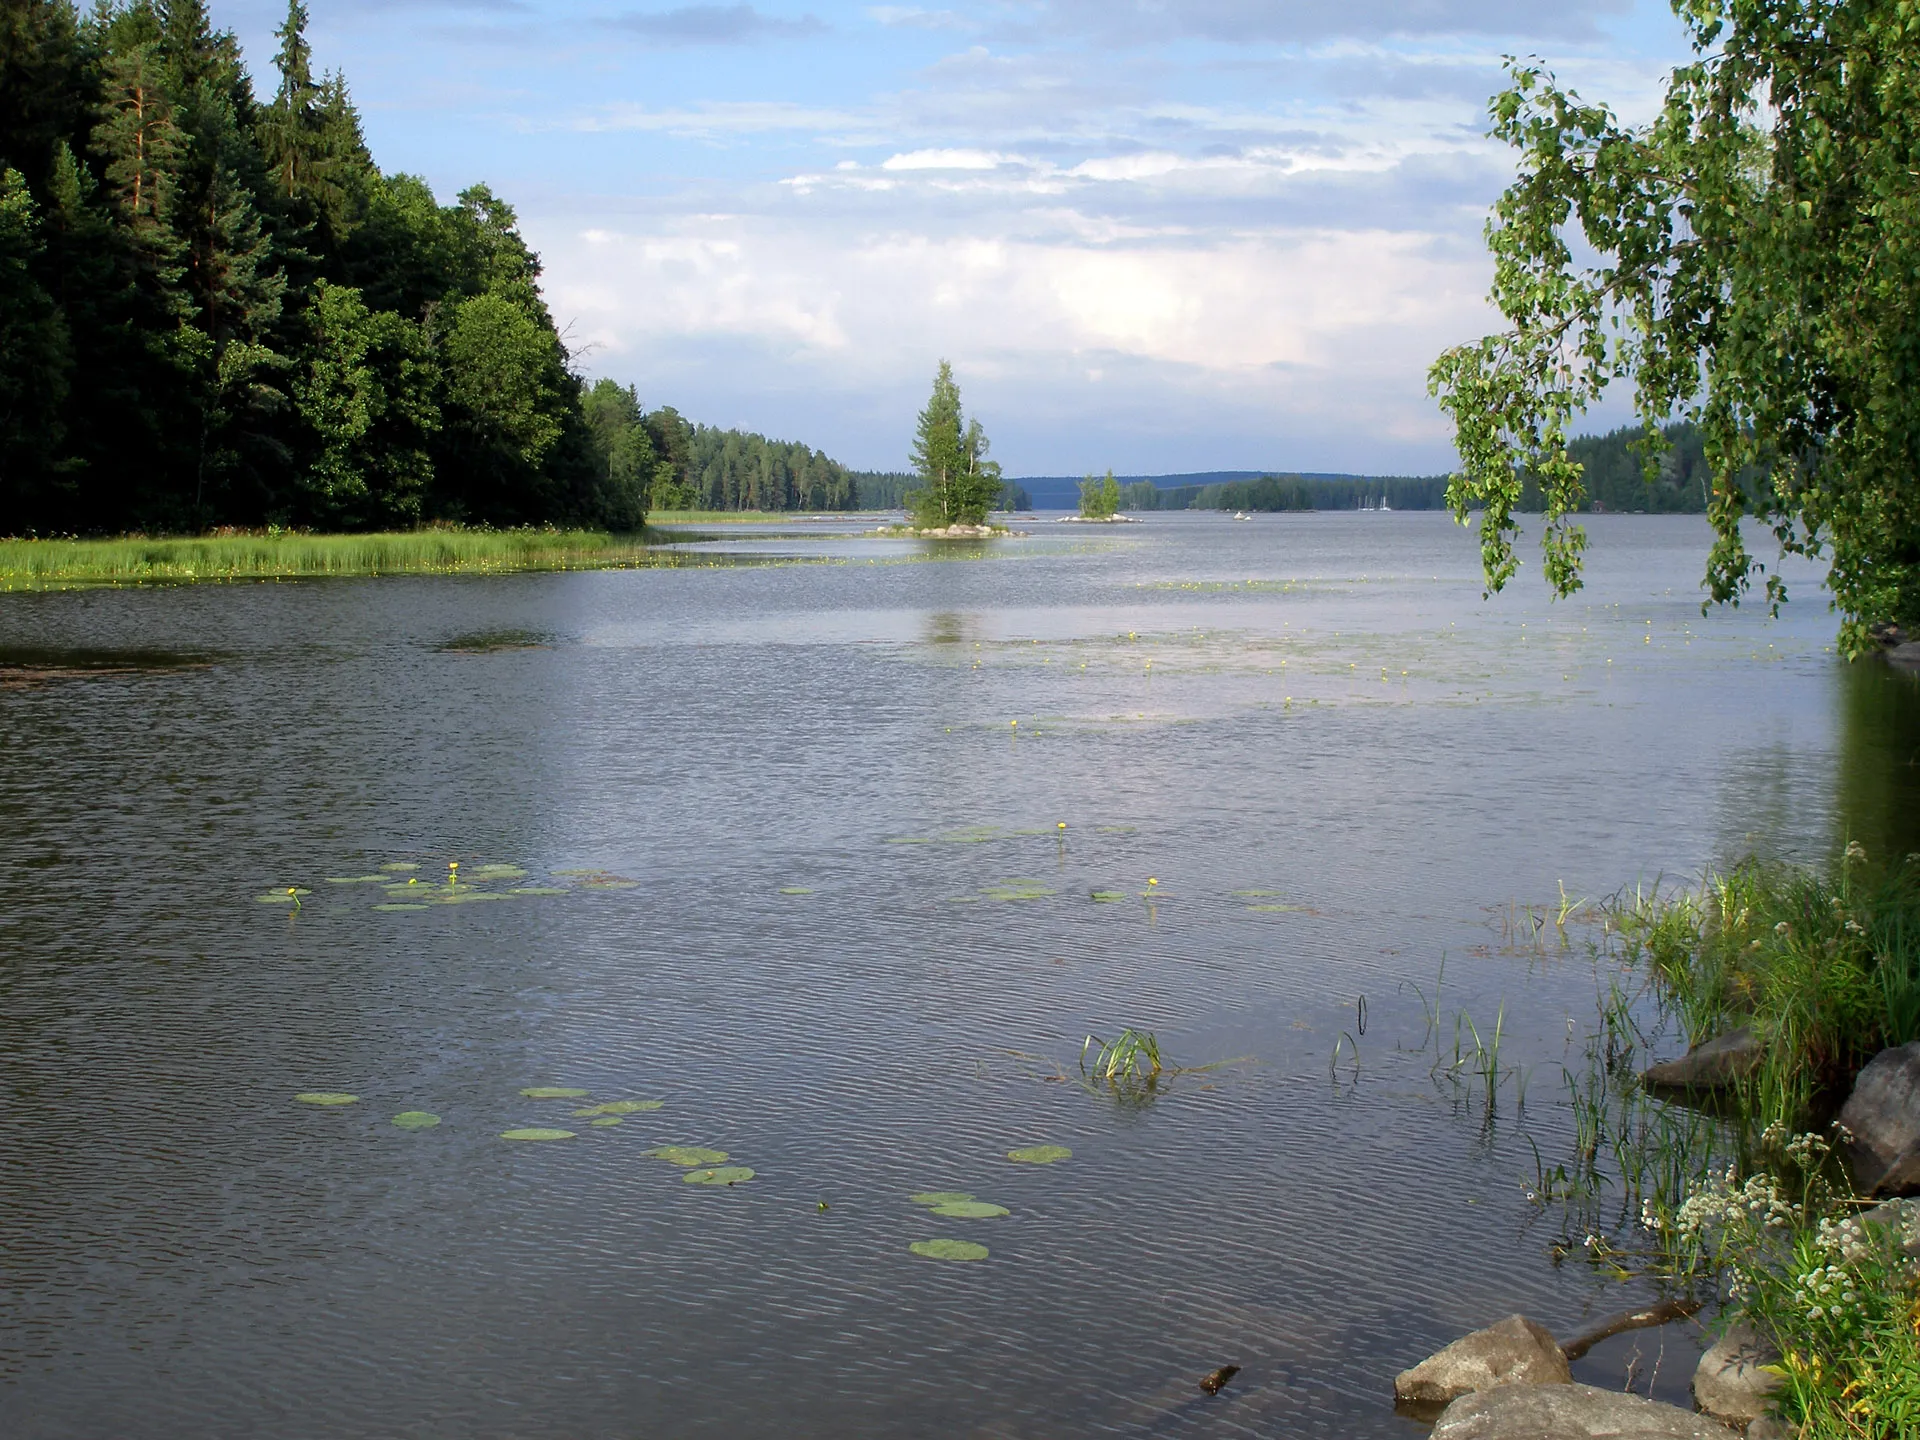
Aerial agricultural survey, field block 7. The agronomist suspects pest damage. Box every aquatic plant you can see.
[909,1239,989,1262]
[1081,1028,1162,1082]
[683,1166,755,1185]
[296,1092,358,1106]
[1006,1146,1071,1165]
[571,1100,662,1117]
[520,1087,589,1099]
[647,1146,729,1166]
[391,1111,441,1130]
[501,1128,575,1141]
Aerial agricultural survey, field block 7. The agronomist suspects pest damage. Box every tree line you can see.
[0,0,669,534]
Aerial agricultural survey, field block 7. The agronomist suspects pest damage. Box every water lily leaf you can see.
[582,878,639,890]
[1090,891,1127,902]
[683,1165,755,1185]
[589,1117,623,1127]
[256,889,311,903]
[572,1100,663,1116]
[380,862,419,872]
[501,1128,575,1141]
[646,1146,728,1166]
[372,903,430,911]
[1247,903,1305,913]
[553,867,604,875]
[391,1111,441,1129]
[466,864,528,880]
[508,886,568,896]
[1007,1146,1071,1164]
[909,1191,975,1206]
[910,1238,988,1261]
[296,1092,358,1106]
[930,1201,1009,1219]
[520,1086,589,1098]
[326,875,387,884]
[981,879,1055,901]
[779,886,814,895]
[428,890,512,905]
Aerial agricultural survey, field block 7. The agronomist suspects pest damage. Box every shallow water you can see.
[1,512,1914,1438]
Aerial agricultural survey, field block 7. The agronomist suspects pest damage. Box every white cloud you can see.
[879,147,1018,170]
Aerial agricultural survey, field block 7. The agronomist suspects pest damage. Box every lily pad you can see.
[1090,891,1127,902]
[909,1191,975,1206]
[909,1238,989,1262]
[683,1165,755,1185]
[779,886,814,895]
[326,875,387,884]
[391,1111,441,1130]
[930,1201,1009,1219]
[507,886,568,896]
[466,864,528,880]
[572,1100,663,1116]
[372,903,430,911]
[981,879,1056,901]
[520,1086,589,1099]
[428,890,512,905]
[582,878,639,890]
[501,1127,575,1141]
[589,1117,623,1127]
[296,1092,358,1106]
[256,889,312,903]
[646,1146,729,1166]
[1007,1146,1072,1165]
[380,862,419,872]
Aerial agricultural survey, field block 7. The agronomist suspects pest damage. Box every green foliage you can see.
[909,360,1000,528]
[1124,473,1452,512]
[1621,848,1920,1127]
[1432,4,1920,651]
[0,0,642,535]
[1077,469,1120,518]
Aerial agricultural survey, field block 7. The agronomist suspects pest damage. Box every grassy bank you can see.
[0,529,662,590]
[1588,854,1920,1438]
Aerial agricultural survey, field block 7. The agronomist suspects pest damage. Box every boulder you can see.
[1884,642,1920,671]
[1838,1042,1920,1196]
[1643,1029,1763,1090]
[1394,1314,1571,1406]
[1692,1323,1781,1427]
[1864,1196,1920,1256]
[1746,1420,1791,1440]
[1432,1382,1737,1440]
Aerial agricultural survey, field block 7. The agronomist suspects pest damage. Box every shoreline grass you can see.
[0,528,668,590]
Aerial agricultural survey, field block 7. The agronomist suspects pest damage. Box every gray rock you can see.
[1394,1314,1571,1405]
[1885,641,1920,671]
[1746,1420,1791,1440]
[1839,1042,1920,1197]
[1432,1383,1738,1440]
[1643,1029,1762,1090]
[1864,1196,1920,1256]
[1693,1323,1781,1427]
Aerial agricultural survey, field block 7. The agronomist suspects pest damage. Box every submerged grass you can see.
[0,527,668,589]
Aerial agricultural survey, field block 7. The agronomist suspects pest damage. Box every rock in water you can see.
[1693,1323,1781,1427]
[1394,1315,1571,1405]
[1839,1042,1920,1196]
[1432,1383,1738,1439]
[1642,1029,1761,1090]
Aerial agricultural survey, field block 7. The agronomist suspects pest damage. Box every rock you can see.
[1864,1196,1920,1257]
[1394,1315,1571,1405]
[1643,1029,1762,1090]
[1432,1382,1737,1439]
[1885,641,1920,671]
[1746,1419,1791,1440]
[1693,1323,1781,1427]
[1839,1042,1920,1196]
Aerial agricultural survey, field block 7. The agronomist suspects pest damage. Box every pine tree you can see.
[0,167,74,520]
[909,361,998,528]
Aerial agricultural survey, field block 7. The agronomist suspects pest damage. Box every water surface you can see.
[2,512,1911,1438]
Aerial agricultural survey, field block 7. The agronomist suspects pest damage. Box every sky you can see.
[220,0,1700,475]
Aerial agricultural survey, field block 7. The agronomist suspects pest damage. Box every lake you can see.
[2,511,1913,1438]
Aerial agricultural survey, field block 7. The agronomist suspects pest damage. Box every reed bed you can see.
[0,529,660,589]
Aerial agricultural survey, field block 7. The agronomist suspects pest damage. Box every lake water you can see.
[2,511,1915,1439]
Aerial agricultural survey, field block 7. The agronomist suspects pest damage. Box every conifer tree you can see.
[909,361,999,528]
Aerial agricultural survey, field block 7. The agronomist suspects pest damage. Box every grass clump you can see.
[1622,846,1920,1125]
[0,527,660,590]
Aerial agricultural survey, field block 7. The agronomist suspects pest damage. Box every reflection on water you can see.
[0,514,1902,1439]
[1836,659,1920,863]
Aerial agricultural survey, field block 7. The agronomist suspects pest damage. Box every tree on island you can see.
[908,361,1001,529]
[1078,469,1121,519]
[1430,0,1920,654]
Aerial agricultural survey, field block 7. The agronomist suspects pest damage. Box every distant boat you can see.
[1232,511,1250,521]
[1380,499,1392,512]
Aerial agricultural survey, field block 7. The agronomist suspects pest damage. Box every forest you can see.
[0,0,674,534]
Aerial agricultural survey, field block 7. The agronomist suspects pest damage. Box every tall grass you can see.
[0,528,663,589]
[1620,849,1920,1129]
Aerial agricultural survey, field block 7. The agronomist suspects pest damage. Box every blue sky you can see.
[223,0,1699,475]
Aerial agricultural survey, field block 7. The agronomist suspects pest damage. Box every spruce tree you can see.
[909,361,998,527]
